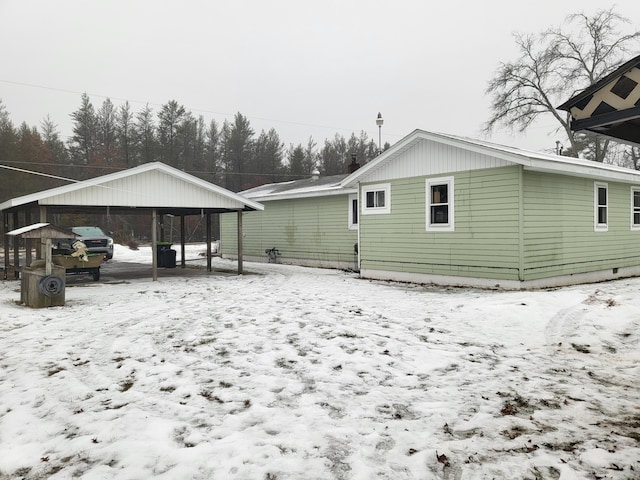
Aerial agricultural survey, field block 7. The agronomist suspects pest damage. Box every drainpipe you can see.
[2,212,8,280]
[151,209,158,281]
[237,210,243,275]
[357,183,361,273]
[518,165,524,283]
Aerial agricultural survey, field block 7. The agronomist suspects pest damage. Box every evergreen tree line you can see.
[0,95,387,203]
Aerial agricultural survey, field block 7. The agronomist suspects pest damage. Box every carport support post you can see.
[2,212,9,280]
[38,206,47,259]
[180,215,186,269]
[152,208,158,281]
[206,213,212,272]
[25,208,32,266]
[237,210,243,275]
[12,212,19,279]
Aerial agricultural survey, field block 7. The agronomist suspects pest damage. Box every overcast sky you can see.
[1,0,638,157]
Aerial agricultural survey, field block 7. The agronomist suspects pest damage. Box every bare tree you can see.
[484,7,639,162]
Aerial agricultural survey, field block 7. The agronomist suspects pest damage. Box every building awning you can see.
[557,54,640,147]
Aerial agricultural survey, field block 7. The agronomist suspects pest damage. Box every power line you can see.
[0,161,316,180]
[0,78,379,139]
[0,163,78,183]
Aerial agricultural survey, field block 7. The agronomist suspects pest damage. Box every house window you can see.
[426,177,454,231]
[594,182,608,232]
[348,194,358,229]
[362,183,390,214]
[631,187,640,230]
[366,190,384,208]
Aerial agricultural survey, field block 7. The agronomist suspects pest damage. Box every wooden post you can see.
[45,238,52,275]
[38,206,47,259]
[25,208,32,266]
[180,215,186,269]
[206,212,212,272]
[237,210,243,275]
[2,212,9,280]
[12,212,19,279]
[152,208,158,281]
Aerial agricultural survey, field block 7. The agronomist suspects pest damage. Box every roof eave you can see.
[339,128,640,187]
[557,54,640,111]
[524,162,640,183]
[246,187,356,202]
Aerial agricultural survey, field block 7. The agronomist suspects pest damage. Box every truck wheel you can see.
[92,269,100,281]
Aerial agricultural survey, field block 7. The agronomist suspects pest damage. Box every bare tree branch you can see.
[484,6,640,161]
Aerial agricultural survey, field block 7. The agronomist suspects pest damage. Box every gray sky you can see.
[1,0,638,156]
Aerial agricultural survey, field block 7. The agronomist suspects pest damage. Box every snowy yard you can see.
[0,244,638,480]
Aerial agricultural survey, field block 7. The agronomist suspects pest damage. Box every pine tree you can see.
[96,98,118,167]
[135,104,157,165]
[203,119,222,184]
[287,143,306,179]
[319,134,348,175]
[157,100,186,167]
[117,101,135,167]
[0,103,19,202]
[69,93,98,168]
[40,116,68,165]
[253,128,284,185]
[221,113,254,191]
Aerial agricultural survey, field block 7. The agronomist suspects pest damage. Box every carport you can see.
[1,162,263,280]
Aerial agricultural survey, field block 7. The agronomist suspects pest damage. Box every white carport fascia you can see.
[0,162,264,212]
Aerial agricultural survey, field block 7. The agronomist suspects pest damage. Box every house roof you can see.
[0,162,264,214]
[341,129,640,187]
[240,174,355,201]
[557,54,640,147]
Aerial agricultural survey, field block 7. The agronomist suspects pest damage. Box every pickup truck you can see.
[56,226,114,260]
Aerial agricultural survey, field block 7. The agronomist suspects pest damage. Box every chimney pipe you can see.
[348,153,360,173]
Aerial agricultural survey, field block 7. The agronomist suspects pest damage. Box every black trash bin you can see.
[164,248,177,268]
[156,242,173,268]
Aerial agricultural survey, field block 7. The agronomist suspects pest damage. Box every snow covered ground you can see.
[0,243,638,480]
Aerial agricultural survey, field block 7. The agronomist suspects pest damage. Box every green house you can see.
[222,129,640,288]
[220,173,359,270]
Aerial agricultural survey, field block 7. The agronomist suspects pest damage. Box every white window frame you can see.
[426,176,454,232]
[361,183,391,215]
[631,187,640,231]
[348,194,358,230]
[594,182,608,232]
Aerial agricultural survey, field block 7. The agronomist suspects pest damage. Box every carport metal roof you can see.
[2,162,263,280]
[0,162,263,214]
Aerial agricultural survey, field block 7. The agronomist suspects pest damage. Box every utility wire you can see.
[0,162,315,180]
[0,78,380,138]
[0,164,78,183]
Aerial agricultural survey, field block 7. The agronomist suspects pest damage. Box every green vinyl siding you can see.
[222,164,640,286]
[522,172,640,279]
[220,194,358,265]
[359,166,522,280]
